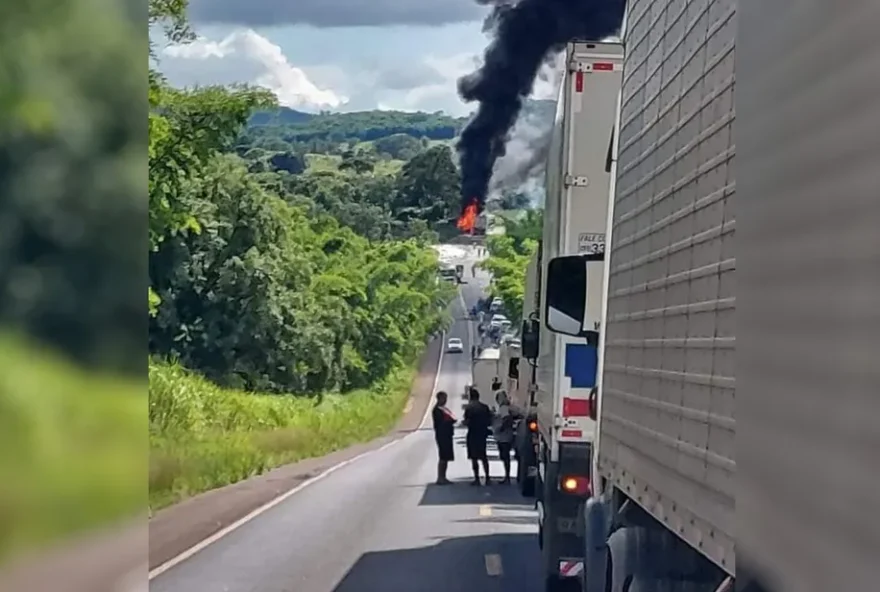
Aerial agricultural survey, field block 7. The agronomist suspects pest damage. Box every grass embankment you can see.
[0,335,144,562]
[149,360,418,511]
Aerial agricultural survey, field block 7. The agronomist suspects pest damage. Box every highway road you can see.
[149,246,544,592]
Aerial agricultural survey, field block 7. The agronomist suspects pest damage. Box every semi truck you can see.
[525,0,737,590]
[521,39,625,592]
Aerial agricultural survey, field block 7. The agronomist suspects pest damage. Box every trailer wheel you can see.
[545,575,581,592]
[521,473,536,497]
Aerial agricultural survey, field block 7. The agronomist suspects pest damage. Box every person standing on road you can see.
[431,391,456,485]
[491,376,502,393]
[463,387,492,485]
[492,390,522,484]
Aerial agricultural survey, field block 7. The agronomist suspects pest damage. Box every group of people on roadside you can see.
[431,376,523,486]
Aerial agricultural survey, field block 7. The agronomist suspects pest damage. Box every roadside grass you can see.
[0,334,145,562]
[149,360,418,511]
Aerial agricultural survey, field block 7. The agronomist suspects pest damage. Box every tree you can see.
[268,151,306,174]
[0,0,149,373]
[374,133,423,160]
[479,209,543,325]
[338,152,375,174]
[504,209,543,251]
[394,145,461,224]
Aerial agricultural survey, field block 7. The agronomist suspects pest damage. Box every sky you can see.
[153,0,561,116]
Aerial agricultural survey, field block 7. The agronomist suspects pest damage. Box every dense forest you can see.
[148,45,470,397]
[247,107,466,145]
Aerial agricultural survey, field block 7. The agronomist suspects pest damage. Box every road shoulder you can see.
[148,335,443,571]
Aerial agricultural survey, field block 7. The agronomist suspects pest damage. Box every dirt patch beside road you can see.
[148,335,443,571]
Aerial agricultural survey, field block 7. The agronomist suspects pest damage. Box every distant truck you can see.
[438,265,457,283]
[472,211,488,236]
[470,347,501,399]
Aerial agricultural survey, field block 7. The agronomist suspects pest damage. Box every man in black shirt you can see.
[431,391,456,485]
[463,387,492,485]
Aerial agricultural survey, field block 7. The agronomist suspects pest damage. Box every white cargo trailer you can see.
[521,39,625,591]
[471,347,501,400]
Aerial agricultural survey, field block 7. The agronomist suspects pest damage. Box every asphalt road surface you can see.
[149,247,544,592]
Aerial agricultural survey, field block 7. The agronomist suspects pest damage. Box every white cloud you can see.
[373,53,479,115]
[157,28,565,118]
[158,28,485,115]
[160,30,346,110]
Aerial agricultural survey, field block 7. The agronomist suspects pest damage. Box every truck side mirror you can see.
[521,318,539,360]
[544,255,588,337]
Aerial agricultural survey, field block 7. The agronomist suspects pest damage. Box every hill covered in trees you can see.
[243,108,467,154]
[241,99,557,157]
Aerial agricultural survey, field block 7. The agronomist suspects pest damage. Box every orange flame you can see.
[457,201,478,233]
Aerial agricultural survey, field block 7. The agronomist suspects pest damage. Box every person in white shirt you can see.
[492,390,522,484]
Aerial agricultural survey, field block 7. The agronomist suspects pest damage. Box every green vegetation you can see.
[149,360,418,508]
[0,335,144,559]
[0,0,544,561]
[481,210,543,324]
[245,107,467,149]
[0,0,146,561]
[147,1,464,509]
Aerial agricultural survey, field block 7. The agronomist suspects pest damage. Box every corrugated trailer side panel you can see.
[598,0,736,573]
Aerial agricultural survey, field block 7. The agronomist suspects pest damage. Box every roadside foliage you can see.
[147,1,460,507]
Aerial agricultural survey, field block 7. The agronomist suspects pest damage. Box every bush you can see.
[0,335,144,561]
[148,359,418,510]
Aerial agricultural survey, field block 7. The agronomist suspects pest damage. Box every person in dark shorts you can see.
[463,387,492,485]
[431,391,456,484]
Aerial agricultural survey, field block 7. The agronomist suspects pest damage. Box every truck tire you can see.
[545,575,581,592]
[521,472,536,497]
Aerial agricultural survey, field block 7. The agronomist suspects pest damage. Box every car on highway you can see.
[446,337,464,353]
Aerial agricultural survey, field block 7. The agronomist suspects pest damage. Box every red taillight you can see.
[593,62,614,71]
[562,397,593,418]
[560,475,591,496]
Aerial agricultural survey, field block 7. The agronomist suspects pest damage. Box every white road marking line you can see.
[150,330,448,580]
[484,554,503,577]
[479,504,492,517]
[419,327,446,429]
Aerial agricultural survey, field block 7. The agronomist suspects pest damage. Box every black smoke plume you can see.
[456,0,625,214]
